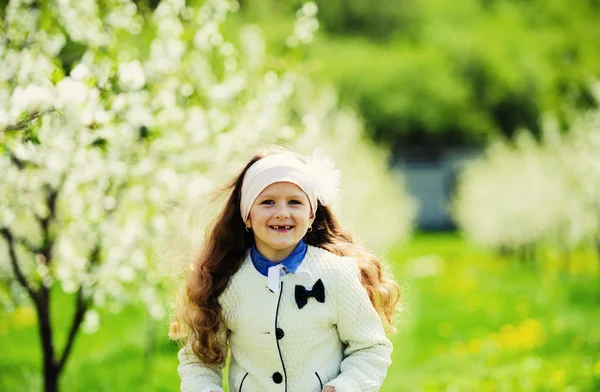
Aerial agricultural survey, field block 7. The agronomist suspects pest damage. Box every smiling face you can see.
[246,182,314,262]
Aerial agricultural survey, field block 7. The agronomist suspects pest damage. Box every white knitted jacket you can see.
[178,245,392,392]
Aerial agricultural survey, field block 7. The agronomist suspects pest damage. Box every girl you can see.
[171,148,401,392]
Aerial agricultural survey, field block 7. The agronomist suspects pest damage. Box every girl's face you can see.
[247,182,314,262]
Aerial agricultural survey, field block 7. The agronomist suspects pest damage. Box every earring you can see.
[307,226,313,233]
[245,226,252,233]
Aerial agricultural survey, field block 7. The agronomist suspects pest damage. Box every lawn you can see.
[1,233,599,391]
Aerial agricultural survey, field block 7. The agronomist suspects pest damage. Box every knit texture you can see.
[178,245,392,392]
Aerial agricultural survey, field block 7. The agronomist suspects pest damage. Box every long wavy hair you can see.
[170,149,401,365]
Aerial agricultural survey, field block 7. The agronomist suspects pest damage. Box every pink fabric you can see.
[240,154,317,223]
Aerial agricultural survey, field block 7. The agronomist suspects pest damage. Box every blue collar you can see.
[250,240,307,277]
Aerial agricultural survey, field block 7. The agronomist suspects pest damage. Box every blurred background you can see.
[1,0,599,391]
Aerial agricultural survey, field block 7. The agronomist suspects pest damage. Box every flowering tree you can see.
[451,135,562,258]
[0,0,414,390]
[556,102,600,270]
[451,87,600,271]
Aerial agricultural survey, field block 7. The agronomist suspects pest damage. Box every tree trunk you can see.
[531,244,538,264]
[498,246,512,259]
[517,244,535,264]
[35,287,60,392]
[518,246,526,263]
[44,364,59,392]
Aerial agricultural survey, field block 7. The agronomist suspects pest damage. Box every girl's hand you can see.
[323,387,335,392]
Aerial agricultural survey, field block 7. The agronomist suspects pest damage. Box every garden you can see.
[2,0,600,391]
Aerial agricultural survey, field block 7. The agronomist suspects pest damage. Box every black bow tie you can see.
[295,279,325,309]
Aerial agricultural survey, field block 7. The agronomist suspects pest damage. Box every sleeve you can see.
[177,340,227,392]
[324,258,393,392]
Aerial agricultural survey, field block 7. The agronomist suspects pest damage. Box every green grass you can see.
[1,233,600,391]
[387,233,600,391]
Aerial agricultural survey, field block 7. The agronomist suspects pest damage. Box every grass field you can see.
[1,233,599,391]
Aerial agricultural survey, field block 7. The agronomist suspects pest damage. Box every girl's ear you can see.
[246,219,252,229]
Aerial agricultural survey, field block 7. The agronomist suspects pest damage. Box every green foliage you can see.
[2,234,599,391]
[314,0,415,39]
[248,0,600,147]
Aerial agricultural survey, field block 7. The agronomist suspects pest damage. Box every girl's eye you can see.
[289,199,302,205]
[260,199,274,205]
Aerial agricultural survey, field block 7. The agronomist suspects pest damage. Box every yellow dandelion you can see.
[550,369,566,385]
[12,306,36,327]
[499,324,518,349]
[457,275,477,293]
[483,380,496,392]
[593,360,600,375]
[492,319,545,352]
[467,338,483,355]
[518,319,545,350]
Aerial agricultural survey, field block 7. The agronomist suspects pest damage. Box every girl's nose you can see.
[274,203,290,218]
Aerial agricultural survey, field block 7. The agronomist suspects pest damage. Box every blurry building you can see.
[392,146,481,231]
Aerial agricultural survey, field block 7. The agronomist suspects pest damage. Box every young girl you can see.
[171,148,401,392]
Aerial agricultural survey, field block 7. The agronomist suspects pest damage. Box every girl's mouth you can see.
[270,225,293,232]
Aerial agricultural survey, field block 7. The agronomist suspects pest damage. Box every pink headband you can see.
[240,154,317,223]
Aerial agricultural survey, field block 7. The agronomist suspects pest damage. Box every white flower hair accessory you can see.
[305,149,341,206]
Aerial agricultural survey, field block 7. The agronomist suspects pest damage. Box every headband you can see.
[240,151,341,223]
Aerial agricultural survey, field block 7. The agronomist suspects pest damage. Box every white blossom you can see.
[118,60,146,91]
[240,25,265,70]
[55,78,99,125]
[0,0,415,333]
[55,78,92,108]
[82,309,100,334]
[453,113,600,252]
[70,63,91,82]
[193,21,221,51]
[9,84,55,120]
[287,2,319,47]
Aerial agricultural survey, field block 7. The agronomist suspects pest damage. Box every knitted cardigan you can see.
[178,245,392,392]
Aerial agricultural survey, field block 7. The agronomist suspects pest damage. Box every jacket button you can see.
[272,372,283,384]
[275,328,284,340]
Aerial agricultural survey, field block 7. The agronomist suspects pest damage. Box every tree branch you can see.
[56,286,89,374]
[14,235,44,255]
[38,185,60,264]
[4,147,27,170]
[56,243,100,373]
[0,228,38,301]
[1,110,52,134]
